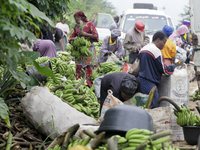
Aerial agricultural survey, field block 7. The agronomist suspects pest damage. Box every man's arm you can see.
[59,38,65,51]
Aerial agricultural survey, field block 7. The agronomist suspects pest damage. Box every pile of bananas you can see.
[45,73,100,120]
[57,51,71,62]
[35,55,100,119]
[174,105,200,126]
[69,37,92,60]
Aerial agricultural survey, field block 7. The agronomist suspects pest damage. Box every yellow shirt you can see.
[161,39,177,59]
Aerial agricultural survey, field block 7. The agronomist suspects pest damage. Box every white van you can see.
[119,5,174,43]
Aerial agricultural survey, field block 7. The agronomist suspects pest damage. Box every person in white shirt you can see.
[56,18,70,49]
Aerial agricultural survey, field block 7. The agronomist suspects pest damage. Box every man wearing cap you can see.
[123,21,149,64]
[161,25,177,66]
[100,72,140,112]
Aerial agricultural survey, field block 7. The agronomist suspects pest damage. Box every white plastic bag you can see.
[21,86,97,139]
[106,53,119,63]
[100,90,123,119]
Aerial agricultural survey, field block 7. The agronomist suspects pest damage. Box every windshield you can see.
[167,17,173,28]
[123,14,167,34]
[95,13,116,30]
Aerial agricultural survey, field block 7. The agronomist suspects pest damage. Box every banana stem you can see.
[149,130,172,141]
[50,85,65,92]
[74,68,86,89]
[86,132,105,149]
[156,96,182,112]
[5,132,13,150]
[107,137,118,150]
[83,129,96,138]
[61,124,80,150]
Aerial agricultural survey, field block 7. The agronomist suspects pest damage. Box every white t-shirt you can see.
[56,22,70,37]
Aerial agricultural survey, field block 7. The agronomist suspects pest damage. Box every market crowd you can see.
[30,11,192,110]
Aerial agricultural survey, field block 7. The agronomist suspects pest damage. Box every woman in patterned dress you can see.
[69,11,99,87]
[97,29,123,64]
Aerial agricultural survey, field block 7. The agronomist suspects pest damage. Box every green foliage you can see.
[179,3,190,23]
[28,0,70,19]
[65,0,116,34]
[0,0,56,87]
[0,98,11,127]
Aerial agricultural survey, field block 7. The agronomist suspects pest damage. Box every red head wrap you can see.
[75,11,88,22]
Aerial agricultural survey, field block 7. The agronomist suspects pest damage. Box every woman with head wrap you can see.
[161,25,177,66]
[97,29,124,64]
[69,11,99,87]
[169,25,189,48]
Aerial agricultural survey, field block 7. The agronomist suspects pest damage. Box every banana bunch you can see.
[91,70,102,81]
[174,105,200,126]
[50,58,76,77]
[57,51,71,62]
[97,62,122,74]
[67,137,92,150]
[69,37,92,60]
[45,73,63,90]
[47,145,61,150]
[190,89,200,101]
[35,56,51,64]
[62,84,100,119]
[92,129,175,150]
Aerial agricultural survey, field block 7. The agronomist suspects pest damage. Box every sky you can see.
[106,0,189,26]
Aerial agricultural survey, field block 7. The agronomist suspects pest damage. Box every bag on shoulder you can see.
[128,57,140,77]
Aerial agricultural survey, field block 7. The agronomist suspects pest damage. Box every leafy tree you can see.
[64,0,116,33]
[0,0,69,126]
[28,0,70,20]
[179,4,190,23]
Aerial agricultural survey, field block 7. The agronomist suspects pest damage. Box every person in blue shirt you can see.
[138,31,176,108]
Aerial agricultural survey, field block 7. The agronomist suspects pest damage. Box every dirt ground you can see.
[173,81,199,150]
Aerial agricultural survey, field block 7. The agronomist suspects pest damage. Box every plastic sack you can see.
[146,107,172,140]
[127,57,140,77]
[175,46,187,66]
[134,92,149,107]
[93,75,105,98]
[100,90,124,118]
[21,86,97,139]
[122,63,132,73]
[106,53,119,63]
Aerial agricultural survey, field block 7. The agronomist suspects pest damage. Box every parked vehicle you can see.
[119,3,174,46]
[95,13,117,40]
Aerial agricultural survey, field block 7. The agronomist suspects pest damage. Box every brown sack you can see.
[128,57,140,77]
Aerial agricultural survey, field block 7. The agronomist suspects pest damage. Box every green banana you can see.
[151,136,169,145]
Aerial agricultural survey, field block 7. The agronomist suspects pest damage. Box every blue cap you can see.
[162,25,173,36]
